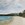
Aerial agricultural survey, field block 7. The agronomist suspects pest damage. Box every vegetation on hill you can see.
[19,10,25,17]
[0,10,25,17]
[0,13,19,16]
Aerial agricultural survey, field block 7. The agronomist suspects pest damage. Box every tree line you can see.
[0,10,25,17]
[19,10,25,17]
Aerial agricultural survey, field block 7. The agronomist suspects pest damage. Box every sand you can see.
[8,16,25,25]
[0,16,25,25]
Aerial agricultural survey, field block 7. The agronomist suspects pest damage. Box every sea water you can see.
[0,16,13,21]
[0,16,13,25]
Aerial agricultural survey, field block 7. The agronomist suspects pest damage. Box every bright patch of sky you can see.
[0,0,25,14]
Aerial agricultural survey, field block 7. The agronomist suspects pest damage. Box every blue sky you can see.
[0,0,25,14]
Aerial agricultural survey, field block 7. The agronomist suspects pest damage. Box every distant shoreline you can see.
[0,13,19,16]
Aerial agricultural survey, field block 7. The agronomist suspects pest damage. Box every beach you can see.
[0,16,25,25]
[8,16,25,25]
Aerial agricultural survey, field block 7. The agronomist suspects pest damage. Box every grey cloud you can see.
[0,0,25,13]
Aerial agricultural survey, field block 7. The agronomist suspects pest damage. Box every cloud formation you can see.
[0,0,25,14]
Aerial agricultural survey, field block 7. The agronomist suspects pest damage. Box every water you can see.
[0,16,13,25]
[0,16,12,21]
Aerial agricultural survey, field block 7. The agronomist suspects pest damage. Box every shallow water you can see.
[0,16,13,25]
[0,16,12,21]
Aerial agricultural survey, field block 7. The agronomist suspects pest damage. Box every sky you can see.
[0,0,25,14]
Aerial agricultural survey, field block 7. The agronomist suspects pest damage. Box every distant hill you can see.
[0,13,19,16]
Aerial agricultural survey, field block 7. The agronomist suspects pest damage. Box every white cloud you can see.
[0,0,25,14]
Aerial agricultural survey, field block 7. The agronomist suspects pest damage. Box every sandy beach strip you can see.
[8,16,23,25]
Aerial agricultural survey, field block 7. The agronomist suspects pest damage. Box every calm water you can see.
[0,16,12,21]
